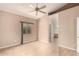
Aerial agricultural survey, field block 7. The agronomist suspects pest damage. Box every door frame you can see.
[20,20,39,44]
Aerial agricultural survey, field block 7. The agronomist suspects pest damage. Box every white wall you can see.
[0,10,50,49]
[0,10,37,49]
[0,11,20,48]
[58,6,79,50]
[39,15,49,43]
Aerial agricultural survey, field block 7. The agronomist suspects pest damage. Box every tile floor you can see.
[0,41,77,56]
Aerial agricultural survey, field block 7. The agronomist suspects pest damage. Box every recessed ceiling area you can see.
[0,3,67,19]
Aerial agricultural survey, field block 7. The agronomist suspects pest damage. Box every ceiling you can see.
[0,3,67,19]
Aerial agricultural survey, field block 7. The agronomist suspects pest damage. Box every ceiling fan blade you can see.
[39,5,46,10]
[29,5,34,8]
[39,10,47,14]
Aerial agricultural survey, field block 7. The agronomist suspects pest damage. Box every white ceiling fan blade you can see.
[29,5,35,12]
[39,5,46,10]
[29,5,34,8]
[39,10,47,14]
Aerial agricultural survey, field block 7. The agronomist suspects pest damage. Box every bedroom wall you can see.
[58,6,79,50]
[39,15,49,43]
[0,11,37,49]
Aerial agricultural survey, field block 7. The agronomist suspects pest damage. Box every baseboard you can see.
[0,42,20,49]
[59,45,76,51]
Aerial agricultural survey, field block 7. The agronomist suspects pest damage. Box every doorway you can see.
[20,20,38,44]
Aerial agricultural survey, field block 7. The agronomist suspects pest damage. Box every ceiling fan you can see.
[30,3,47,16]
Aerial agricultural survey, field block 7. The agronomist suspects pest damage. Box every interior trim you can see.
[59,45,76,51]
